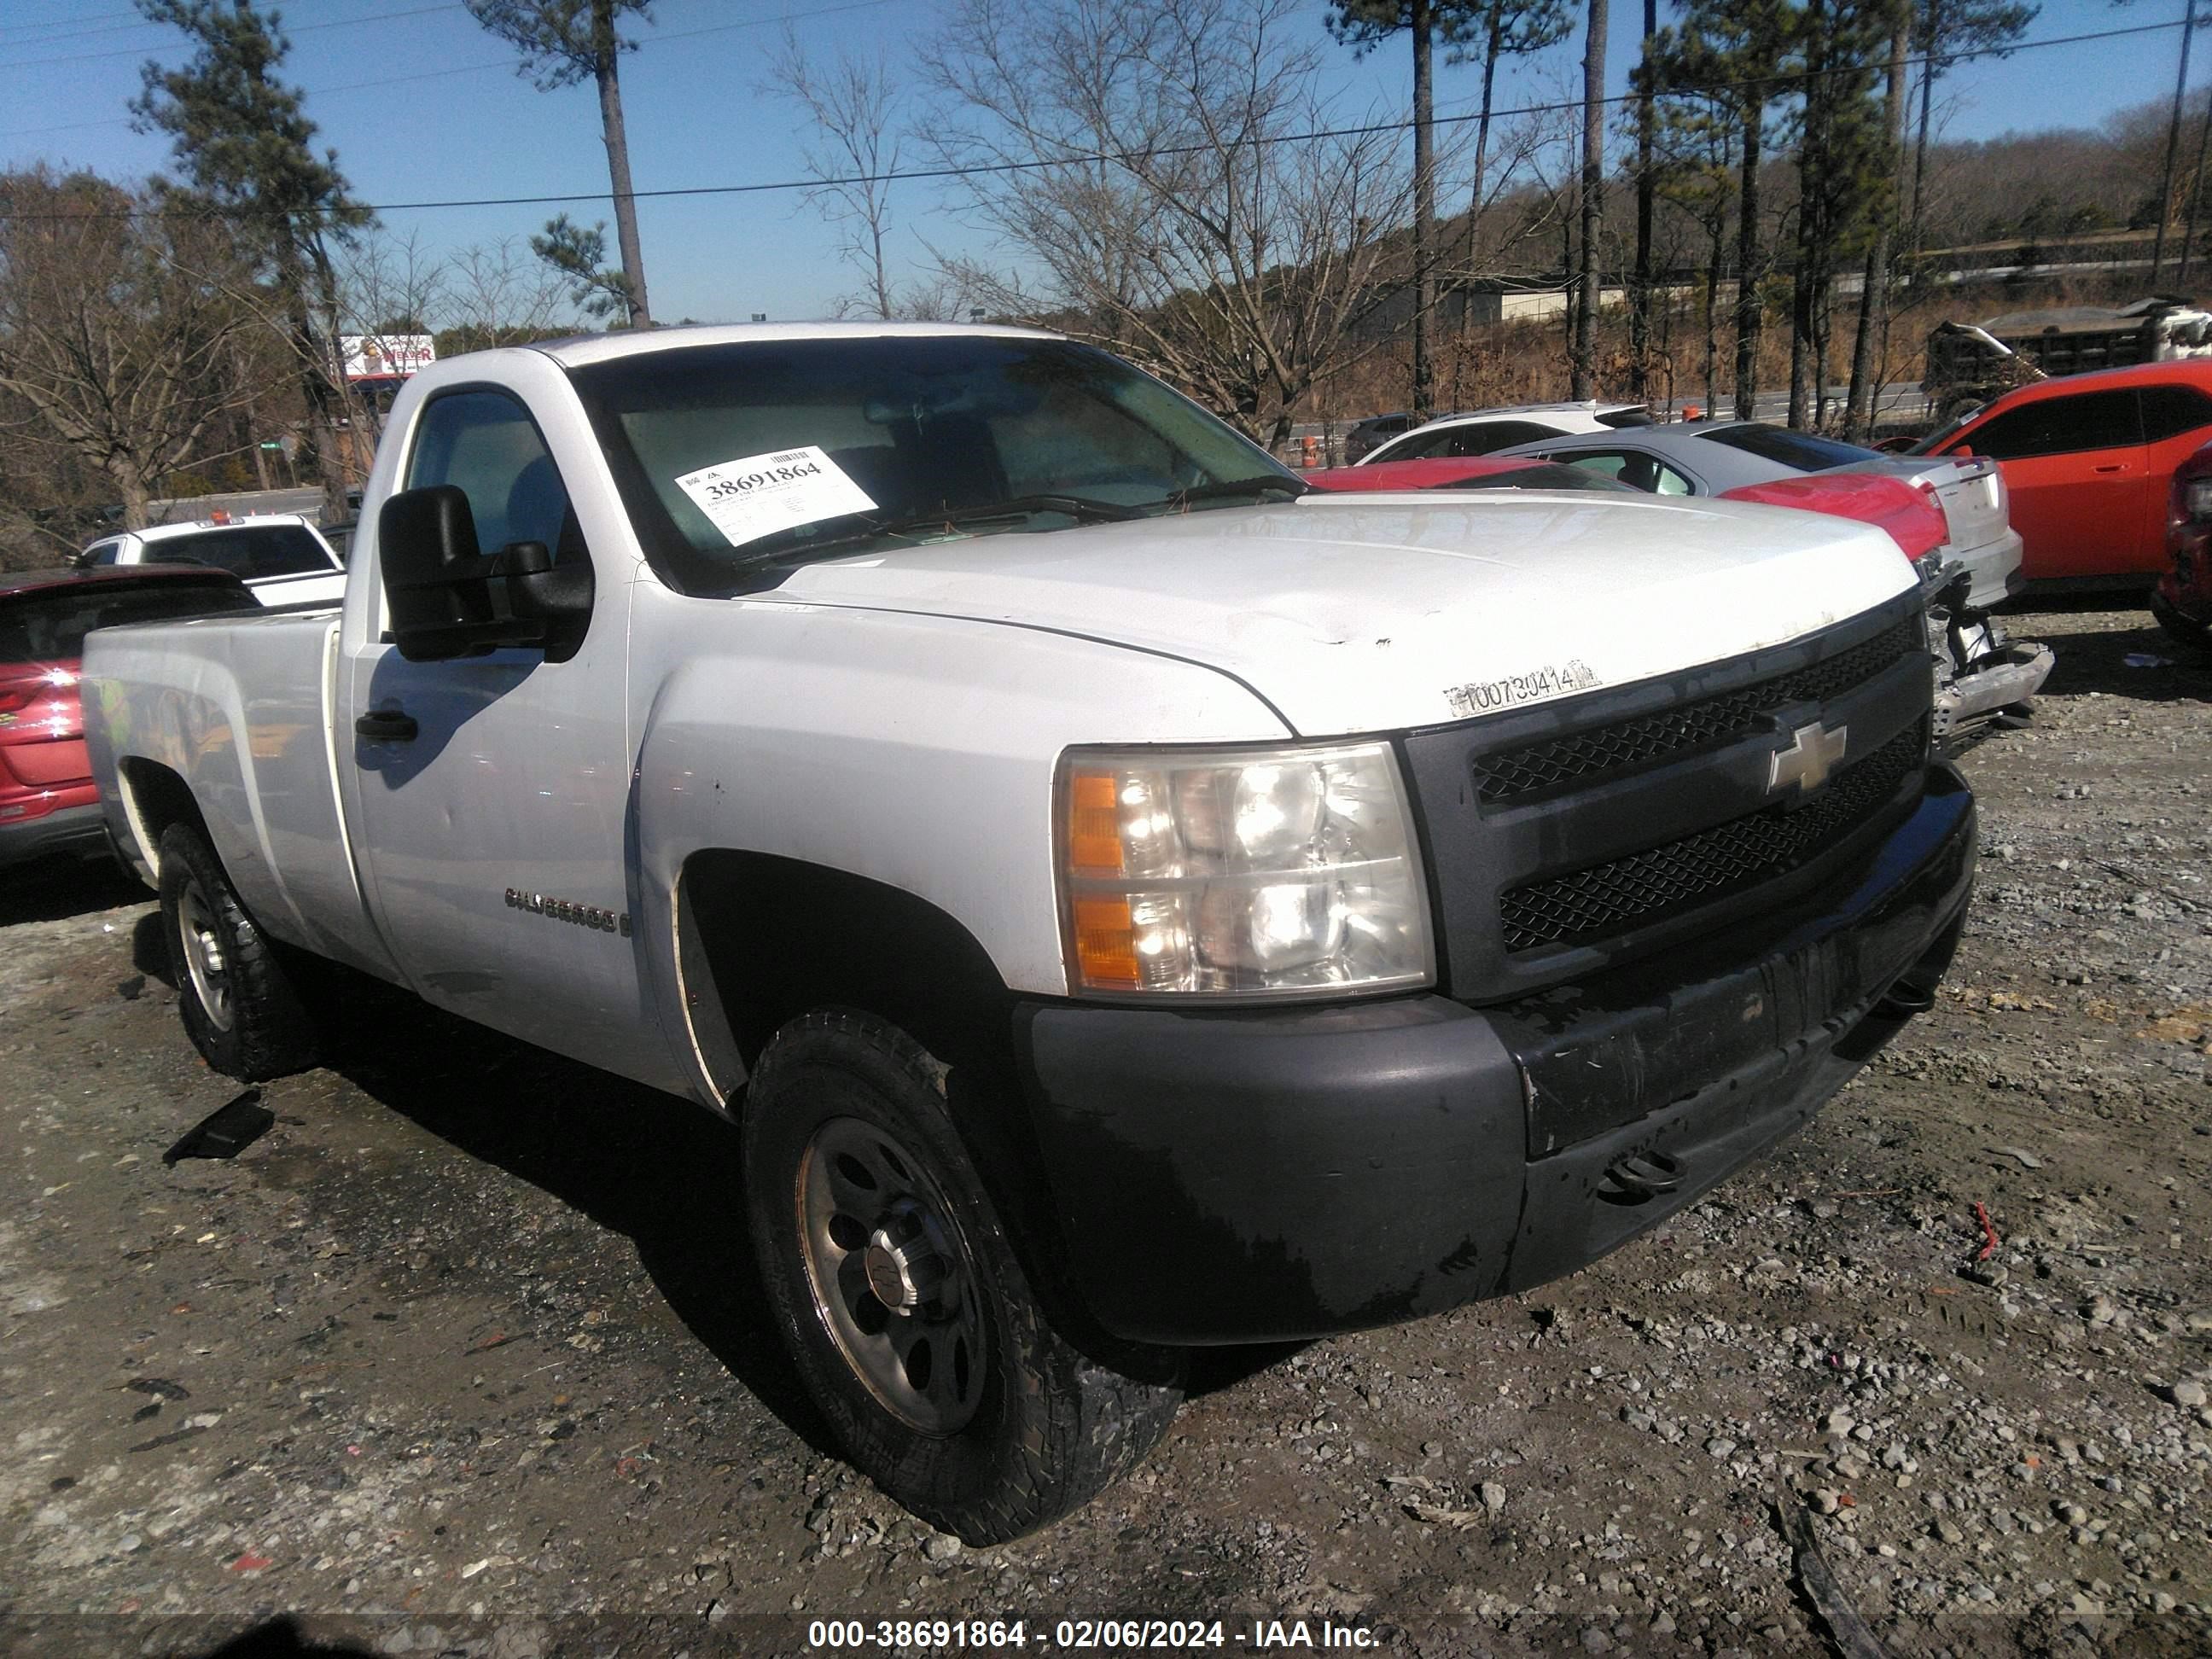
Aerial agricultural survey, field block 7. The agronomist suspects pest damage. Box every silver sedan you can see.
[1491,420,2022,611]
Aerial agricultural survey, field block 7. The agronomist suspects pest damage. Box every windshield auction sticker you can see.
[672,446,877,548]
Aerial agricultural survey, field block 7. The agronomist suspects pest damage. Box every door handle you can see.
[2092,463,2128,474]
[354,708,418,742]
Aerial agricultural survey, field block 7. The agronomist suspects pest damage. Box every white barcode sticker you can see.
[672,445,877,548]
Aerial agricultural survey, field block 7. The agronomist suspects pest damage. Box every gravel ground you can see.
[1,605,2207,1659]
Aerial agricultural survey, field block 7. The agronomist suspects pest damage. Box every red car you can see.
[1,565,259,870]
[1911,358,2212,585]
[1300,456,1637,492]
[1715,473,1948,562]
[2153,441,2212,649]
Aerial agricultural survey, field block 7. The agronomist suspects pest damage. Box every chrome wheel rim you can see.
[178,879,234,1033]
[797,1115,986,1435]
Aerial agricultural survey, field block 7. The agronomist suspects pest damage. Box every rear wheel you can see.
[157,823,322,1080]
[743,1010,1181,1542]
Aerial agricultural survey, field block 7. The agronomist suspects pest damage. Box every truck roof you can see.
[533,320,1062,369]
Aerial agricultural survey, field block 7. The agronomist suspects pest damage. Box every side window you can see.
[1385,428,1453,461]
[405,389,579,562]
[2139,384,2212,444]
[1447,420,1564,456]
[1559,451,1696,495]
[1956,391,2145,460]
[80,539,122,567]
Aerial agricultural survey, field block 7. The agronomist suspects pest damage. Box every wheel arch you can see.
[676,849,1016,1091]
[114,757,209,884]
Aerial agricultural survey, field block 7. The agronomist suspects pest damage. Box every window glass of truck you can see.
[154,525,337,579]
[405,389,577,559]
[568,336,1299,595]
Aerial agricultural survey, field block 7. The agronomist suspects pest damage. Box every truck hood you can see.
[775,492,1918,736]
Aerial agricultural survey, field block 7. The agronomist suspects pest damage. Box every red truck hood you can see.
[1718,474,1947,561]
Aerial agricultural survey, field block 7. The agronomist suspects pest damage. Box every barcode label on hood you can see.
[1444,660,1603,717]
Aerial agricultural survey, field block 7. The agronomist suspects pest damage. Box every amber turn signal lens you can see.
[1067,770,1125,874]
[1071,896,1141,988]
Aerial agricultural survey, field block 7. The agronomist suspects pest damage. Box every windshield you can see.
[144,524,337,579]
[1906,407,1982,455]
[1696,423,1885,471]
[568,335,1302,594]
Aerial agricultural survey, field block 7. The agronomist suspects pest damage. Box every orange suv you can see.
[1911,358,2212,586]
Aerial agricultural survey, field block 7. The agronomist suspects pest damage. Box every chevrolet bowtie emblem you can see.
[1768,720,1848,796]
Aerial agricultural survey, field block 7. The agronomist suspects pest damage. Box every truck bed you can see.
[83,606,395,981]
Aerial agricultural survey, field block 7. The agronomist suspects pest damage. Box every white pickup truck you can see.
[84,323,1976,1542]
[78,512,348,608]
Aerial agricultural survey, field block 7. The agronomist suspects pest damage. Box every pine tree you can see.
[1646,0,1798,420]
[1328,1,1472,420]
[1906,0,2036,242]
[132,0,374,522]
[469,0,655,328]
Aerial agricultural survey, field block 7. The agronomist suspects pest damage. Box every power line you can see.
[0,2,463,71]
[0,15,2186,220]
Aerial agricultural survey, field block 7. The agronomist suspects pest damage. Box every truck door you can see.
[341,384,668,1085]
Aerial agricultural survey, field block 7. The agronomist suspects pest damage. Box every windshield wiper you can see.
[875,494,1144,536]
[720,494,1140,576]
[1150,475,1310,509]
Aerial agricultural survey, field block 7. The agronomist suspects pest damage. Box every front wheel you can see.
[2151,589,2212,654]
[743,1010,1181,1542]
[157,823,323,1080]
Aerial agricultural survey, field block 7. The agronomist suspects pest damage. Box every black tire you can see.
[157,823,323,1080]
[742,1010,1181,1542]
[2150,589,2212,654]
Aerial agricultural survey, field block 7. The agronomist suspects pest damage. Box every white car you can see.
[78,513,346,608]
[1357,400,1650,465]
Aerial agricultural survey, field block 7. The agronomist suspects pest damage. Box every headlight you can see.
[1056,742,1434,998]
[2186,477,2212,521]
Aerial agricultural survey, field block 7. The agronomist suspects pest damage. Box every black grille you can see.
[1474,616,1922,805]
[1499,719,1929,952]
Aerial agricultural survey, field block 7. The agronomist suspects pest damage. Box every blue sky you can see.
[0,0,2186,325]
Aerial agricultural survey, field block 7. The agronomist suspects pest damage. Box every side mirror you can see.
[377,485,592,663]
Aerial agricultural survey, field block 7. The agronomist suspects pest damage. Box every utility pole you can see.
[1631,0,1656,399]
[1572,0,1609,399]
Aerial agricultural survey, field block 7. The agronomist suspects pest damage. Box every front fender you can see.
[626,587,1289,1102]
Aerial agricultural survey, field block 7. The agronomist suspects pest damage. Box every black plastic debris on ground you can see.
[164,1089,273,1165]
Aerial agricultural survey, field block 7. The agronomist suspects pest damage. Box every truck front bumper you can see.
[1015,763,1976,1346]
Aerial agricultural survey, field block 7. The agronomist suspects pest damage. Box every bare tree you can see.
[0,169,271,536]
[919,0,1420,447]
[445,236,585,346]
[468,0,655,328]
[768,32,908,320]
